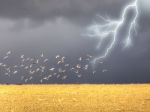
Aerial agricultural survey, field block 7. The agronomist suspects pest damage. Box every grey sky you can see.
[0,0,150,83]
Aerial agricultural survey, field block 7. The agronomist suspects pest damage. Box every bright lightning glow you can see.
[85,0,139,66]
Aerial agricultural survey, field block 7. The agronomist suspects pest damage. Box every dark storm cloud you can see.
[0,0,148,28]
[0,0,131,23]
[0,0,148,30]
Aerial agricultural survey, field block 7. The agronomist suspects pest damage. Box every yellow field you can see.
[0,84,150,112]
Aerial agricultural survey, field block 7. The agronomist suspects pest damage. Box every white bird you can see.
[36,59,39,64]
[2,64,7,67]
[40,66,45,70]
[29,64,33,68]
[40,66,45,73]
[71,67,75,70]
[25,79,28,83]
[20,55,24,59]
[77,74,82,78]
[61,57,65,63]
[3,56,9,60]
[43,58,48,63]
[62,75,67,80]
[43,77,49,80]
[57,61,62,64]
[58,68,65,73]
[78,57,82,61]
[49,68,55,71]
[6,51,11,55]
[84,65,89,70]
[74,69,79,74]
[29,70,35,75]
[56,55,60,59]
[24,66,29,70]
[102,69,108,73]
[5,72,9,76]
[29,76,33,80]
[48,74,53,78]
[36,68,40,72]
[0,63,3,66]
[76,64,81,69]
[13,71,18,74]
[21,59,25,62]
[40,53,44,58]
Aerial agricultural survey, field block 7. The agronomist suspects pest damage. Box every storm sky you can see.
[0,0,150,83]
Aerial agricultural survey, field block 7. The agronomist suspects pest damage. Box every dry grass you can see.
[0,84,150,112]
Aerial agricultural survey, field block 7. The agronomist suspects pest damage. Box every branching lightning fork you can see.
[86,0,139,66]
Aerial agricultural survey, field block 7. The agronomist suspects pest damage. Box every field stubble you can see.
[0,84,149,112]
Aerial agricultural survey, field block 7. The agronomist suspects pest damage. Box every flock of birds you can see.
[0,51,108,83]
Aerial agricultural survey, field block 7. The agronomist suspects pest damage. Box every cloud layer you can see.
[0,0,150,83]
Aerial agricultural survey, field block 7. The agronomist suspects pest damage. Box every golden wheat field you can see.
[0,84,150,112]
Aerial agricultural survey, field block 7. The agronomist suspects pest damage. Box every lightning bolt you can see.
[85,0,139,66]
